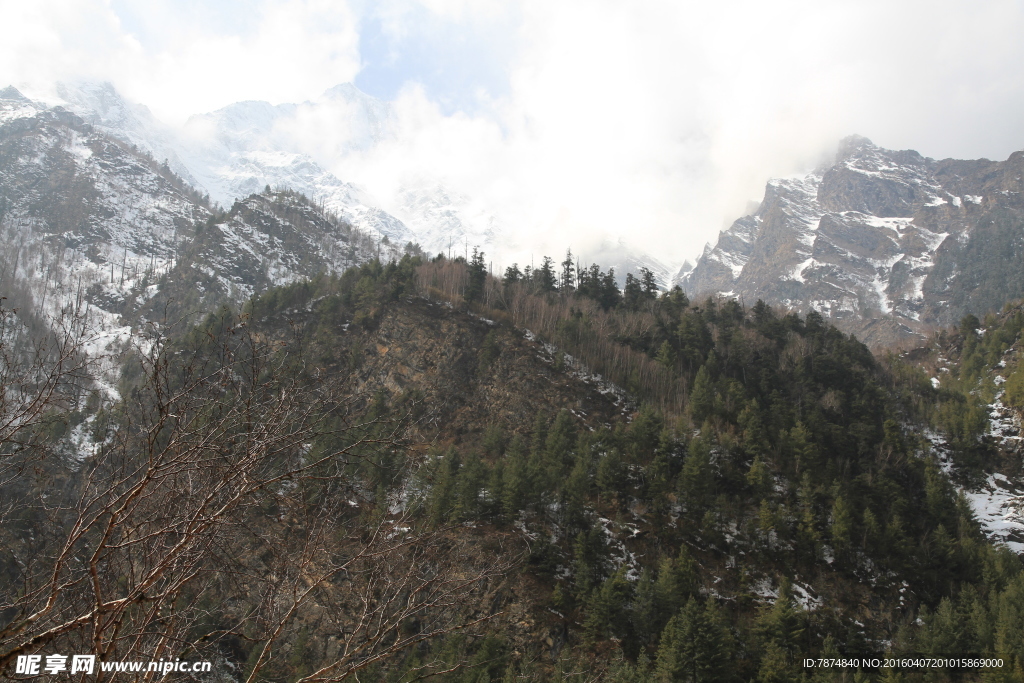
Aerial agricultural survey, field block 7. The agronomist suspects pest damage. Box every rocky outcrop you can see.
[679,136,1024,347]
[0,94,398,372]
[329,297,629,440]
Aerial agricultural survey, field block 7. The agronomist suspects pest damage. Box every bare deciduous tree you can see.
[0,299,91,469]
[1,307,517,681]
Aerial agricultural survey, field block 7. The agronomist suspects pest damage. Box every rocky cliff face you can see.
[52,81,514,259]
[0,88,397,382]
[0,93,205,325]
[274,295,629,442]
[679,136,1024,347]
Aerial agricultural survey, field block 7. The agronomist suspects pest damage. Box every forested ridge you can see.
[3,250,1024,682]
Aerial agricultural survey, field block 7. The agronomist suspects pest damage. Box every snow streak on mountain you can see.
[46,81,511,260]
[0,87,405,393]
[679,136,1024,346]
[40,80,679,280]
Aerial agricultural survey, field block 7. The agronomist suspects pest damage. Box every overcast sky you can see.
[3,0,1024,264]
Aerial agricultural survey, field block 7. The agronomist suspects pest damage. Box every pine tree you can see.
[545,409,578,469]
[563,449,592,530]
[624,273,643,310]
[796,473,821,560]
[572,527,607,598]
[689,365,714,425]
[755,640,789,683]
[454,451,485,520]
[830,493,854,555]
[654,598,734,682]
[755,578,804,682]
[788,422,819,478]
[640,266,658,299]
[655,340,677,369]
[599,268,621,309]
[678,312,712,371]
[596,448,625,504]
[502,438,531,515]
[486,458,505,517]
[503,263,522,286]
[560,249,576,293]
[653,548,698,630]
[583,568,632,642]
[738,400,770,457]
[466,247,487,302]
[631,569,659,645]
[679,433,713,514]
[577,263,603,300]
[427,447,460,524]
[746,456,772,499]
[536,256,557,293]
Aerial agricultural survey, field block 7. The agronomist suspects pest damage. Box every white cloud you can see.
[3,0,1024,267]
[0,0,138,95]
[0,0,362,125]
[341,0,1024,263]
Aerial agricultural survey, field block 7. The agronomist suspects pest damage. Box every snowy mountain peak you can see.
[13,81,660,281]
[835,134,876,159]
[51,80,202,189]
[1,86,45,124]
[320,82,381,107]
[57,81,146,130]
[0,100,413,381]
[0,85,30,102]
[680,137,1024,347]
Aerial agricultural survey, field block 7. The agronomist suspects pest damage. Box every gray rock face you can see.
[48,81,417,248]
[54,81,202,191]
[0,93,394,360]
[679,136,1024,347]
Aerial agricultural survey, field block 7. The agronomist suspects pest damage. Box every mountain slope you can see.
[0,92,207,329]
[6,219,1024,681]
[680,136,1024,347]
[53,80,203,191]
[50,81,682,277]
[0,89,404,379]
[53,81,520,259]
[52,81,417,246]
[902,303,1024,551]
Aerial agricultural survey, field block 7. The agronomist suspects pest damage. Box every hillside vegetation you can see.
[3,251,1024,682]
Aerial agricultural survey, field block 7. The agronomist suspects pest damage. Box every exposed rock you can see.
[283,296,629,440]
[0,103,397,378]
[679,136,1024,348]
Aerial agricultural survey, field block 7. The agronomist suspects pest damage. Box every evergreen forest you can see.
[2,248,1024,682]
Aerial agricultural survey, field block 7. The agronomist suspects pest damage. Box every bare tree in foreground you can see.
[0,307,517,681]
[0,299,92,475]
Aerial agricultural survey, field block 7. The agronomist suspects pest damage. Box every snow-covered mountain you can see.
[50,81,414,247]
[51,81,524,260]
[34,80,684,283]
[53,81,202,191]
[50,81,683,279]
[678,136,1024,347]
[172,85,530,261]
[0,87,400,388]
[394,184,511,258]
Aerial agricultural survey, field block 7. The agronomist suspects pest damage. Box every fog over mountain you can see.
[5,1,1024,277]
[29,79,675,286]
[47,80,488,259]
[6,6,1024,677]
